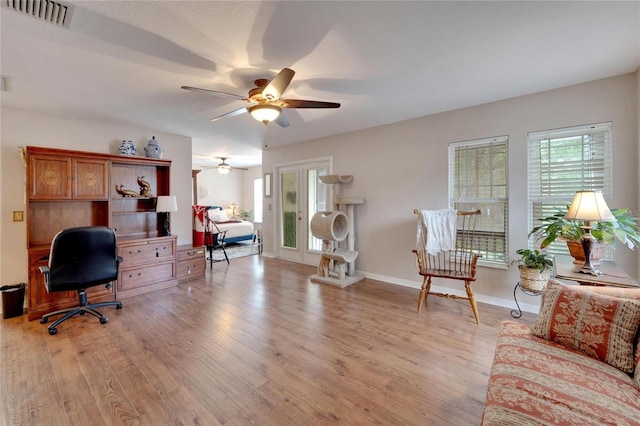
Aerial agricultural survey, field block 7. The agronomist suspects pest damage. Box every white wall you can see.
[196,168,243,210]
[262,72,639,310]
[0,107,193,288]
[195,166,262,218]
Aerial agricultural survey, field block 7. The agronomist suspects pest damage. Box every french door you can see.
[276,159,330,265]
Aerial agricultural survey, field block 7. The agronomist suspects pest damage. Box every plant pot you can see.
[566,240,607,266]
[518,265,551,292]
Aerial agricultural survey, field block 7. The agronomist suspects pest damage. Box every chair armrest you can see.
[38,265,51,291]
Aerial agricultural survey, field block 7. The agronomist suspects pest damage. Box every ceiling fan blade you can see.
[181,86,248,101]
[280,99,340,109]
[231,166,249,171]
[211,107,248,122]
[275,112,290,128]
[262,68,295,101]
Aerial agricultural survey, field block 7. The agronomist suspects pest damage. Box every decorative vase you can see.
[143,136,164,159]
[566,240,607,266]
[118,140,136,156]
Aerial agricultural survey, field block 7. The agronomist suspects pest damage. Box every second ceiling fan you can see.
[182,68,340,127]
[214,157,247,175]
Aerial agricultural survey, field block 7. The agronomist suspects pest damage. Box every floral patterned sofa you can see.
[482,281,640,425]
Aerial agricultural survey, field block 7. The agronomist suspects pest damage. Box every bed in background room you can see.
[206,206,255,244]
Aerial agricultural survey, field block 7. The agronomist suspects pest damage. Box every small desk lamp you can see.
[156,195,178,236]
[564,191,616,275]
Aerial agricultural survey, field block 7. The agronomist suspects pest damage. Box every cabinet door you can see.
[30,155,71,200]
[72,158,109,199]
[27,251,76,320]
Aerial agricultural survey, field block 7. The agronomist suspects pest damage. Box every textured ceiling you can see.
[1,1,639,169]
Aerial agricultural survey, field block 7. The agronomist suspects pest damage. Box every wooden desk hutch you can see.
[26,146,177,321]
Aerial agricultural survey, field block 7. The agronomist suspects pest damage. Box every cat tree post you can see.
[310,175,365,287]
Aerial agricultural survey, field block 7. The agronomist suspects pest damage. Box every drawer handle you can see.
[156,252,159,258]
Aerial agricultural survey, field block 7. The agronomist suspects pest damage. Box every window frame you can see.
[448,135,509,268]
[527,121,612,257]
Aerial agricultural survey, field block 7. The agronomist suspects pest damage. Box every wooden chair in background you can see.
[412,209,482,324]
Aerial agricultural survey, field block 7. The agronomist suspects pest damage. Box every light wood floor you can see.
[1,256,535,425]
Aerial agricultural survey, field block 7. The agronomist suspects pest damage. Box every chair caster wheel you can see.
[40,318,48,324]
[48,328,58,335]
[100,317,108,324]
[116,303,123,310]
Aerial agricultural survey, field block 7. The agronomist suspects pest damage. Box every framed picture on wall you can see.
[264,172,272,198]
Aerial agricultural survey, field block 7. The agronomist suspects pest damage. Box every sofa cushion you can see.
[482,321,640,425]
[531,280,640,373]
[575,285,640,388]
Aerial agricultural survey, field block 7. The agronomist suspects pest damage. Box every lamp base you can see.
[577,265,601,276]
[161,212,172,237]
[578,227,600,276]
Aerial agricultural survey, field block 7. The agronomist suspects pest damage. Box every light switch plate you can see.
[13,211,24,222]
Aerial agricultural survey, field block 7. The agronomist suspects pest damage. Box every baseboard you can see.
[364,271,541,315]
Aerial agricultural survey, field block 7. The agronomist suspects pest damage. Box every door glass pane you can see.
[307,168,328,251]
[281,171,298,248]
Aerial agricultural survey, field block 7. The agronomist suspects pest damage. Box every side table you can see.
[511,282,542,318]
[553,258,639,288]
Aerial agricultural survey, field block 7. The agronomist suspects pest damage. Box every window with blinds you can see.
[449,136,508,266]
[527,122,612,256]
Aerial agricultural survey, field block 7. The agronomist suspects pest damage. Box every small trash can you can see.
[1,283,26,319]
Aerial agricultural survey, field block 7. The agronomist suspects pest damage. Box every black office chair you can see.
[38,226,123,335]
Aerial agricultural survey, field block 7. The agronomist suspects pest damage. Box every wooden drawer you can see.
[176,245,205,282]
[177,245,205,261]
[118,238,176,267]
[118,261,175,291]
[177,259,205,281]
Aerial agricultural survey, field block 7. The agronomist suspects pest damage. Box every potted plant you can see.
[528,206,640,264]
[513,248,554,292]
[238,209,253,221]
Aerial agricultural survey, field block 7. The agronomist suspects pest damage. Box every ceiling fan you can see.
[211,157,247,175]
[181,68,340,127]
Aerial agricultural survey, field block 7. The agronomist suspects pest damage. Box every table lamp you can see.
[156,195,178,236]
[564,191,616,275]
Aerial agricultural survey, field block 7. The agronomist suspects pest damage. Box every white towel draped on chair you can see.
[416,209,457,255]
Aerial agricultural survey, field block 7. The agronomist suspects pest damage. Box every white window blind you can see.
[449,136,509,266]
[527,122,612,256]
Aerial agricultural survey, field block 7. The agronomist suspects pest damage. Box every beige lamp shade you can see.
[156,195,178,212]
[565,191,615,222]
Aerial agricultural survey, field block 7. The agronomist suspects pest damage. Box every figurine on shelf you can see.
[115,185,139,197]
[137,176,152,197]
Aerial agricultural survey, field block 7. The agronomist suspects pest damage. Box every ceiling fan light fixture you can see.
[218,163,231,175]
[249,105,281,125]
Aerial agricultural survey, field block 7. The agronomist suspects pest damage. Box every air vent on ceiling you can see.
[3,0,74,28]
